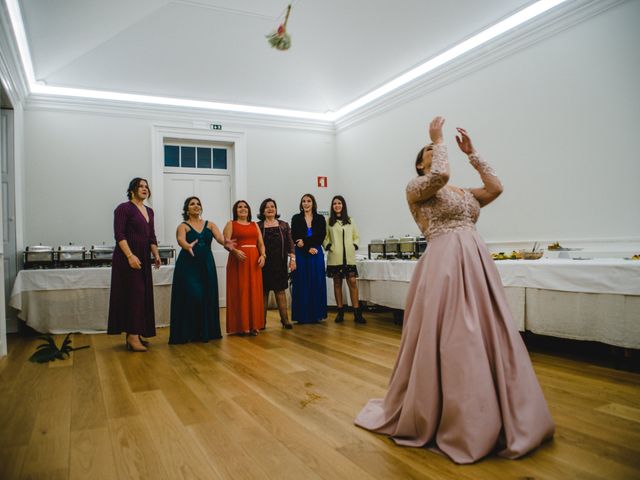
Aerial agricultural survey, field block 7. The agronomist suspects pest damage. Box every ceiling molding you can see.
[0,1,29,106]
[10,0,626,132]
[334,0,627,132]
[23,93,335,133]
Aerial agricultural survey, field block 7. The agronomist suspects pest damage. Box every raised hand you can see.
[429,116,445,144]
[455,127,475,155]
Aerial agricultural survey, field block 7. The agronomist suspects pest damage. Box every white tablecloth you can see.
[355,259,640,349]
[9,266,175,334]
[357,258,640,295]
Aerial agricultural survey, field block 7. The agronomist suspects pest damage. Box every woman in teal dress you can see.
[169,196,230,344]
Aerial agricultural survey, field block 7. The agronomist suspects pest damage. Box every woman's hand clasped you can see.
[309,247,318,255]
[295,239,304,248]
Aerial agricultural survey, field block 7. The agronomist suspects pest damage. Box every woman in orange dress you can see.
[224,200,266,336]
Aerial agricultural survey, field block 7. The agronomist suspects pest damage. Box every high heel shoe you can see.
[280,319,293,329]
[125,334,147,352]
[139,337,150,347]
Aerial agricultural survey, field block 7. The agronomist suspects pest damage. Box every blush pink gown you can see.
[354,144,554,464]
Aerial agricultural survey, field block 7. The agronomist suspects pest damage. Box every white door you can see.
[164,173,231,306]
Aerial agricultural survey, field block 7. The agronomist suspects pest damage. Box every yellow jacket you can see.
[323,219,359,266]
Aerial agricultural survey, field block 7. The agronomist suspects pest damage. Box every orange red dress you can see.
[226,221,265,334]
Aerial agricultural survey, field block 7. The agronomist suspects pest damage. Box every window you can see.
[164,144,228,170]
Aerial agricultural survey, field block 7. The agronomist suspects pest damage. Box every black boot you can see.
[335,307,345,323]
[354,306,366,324]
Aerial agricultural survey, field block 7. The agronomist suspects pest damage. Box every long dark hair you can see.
[299,193,317,215]
[258,198,280,221]
[328,195,351,226]
[415,144,433,176]
[232,200,252,221]
[127,177,151,199]
[182,196,201,221]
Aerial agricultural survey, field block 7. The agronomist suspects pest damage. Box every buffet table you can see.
[9,266,174,334]
[356,258,640,349]
[9,259,640,348]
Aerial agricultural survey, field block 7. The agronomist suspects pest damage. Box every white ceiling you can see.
[19,0,534,113]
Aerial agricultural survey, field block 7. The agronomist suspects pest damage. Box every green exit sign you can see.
[210,124,222,130]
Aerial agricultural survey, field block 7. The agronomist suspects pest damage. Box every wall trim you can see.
[0,0,29,106]
[24,95,335,133]
[12,0,626,134]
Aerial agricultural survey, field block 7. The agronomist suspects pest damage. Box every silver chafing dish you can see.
[156,245,175,265]
[368,239,384,259]
[23,245,55,269]
[384,237,399,259]
[57,244,87,267]
[399,235,416,259]
[416,235,427,256]
[89,244,114,267]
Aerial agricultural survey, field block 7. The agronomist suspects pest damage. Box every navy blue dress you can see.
[291,214,327,324]
[169,221,221,343]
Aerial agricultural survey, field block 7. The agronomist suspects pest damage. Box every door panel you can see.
[163,173,231,306]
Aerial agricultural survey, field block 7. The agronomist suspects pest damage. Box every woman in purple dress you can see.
[355,117,554,463]
[108,177,161,352]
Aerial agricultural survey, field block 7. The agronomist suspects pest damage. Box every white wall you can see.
[335,1,640,247]
[22,110,335,246]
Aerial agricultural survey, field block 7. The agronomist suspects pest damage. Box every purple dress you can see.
[107,201,158,337]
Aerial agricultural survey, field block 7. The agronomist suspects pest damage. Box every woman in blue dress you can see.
[290,193,327,324]
[169,196,229,343]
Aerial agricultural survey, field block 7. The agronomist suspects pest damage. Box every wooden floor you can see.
[1,310,639,480]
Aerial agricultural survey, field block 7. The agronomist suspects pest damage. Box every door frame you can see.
[151,124,247,244]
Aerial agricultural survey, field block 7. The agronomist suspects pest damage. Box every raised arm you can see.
[406,117,450,205]
[176,223,197,256]
[456,127,503,207]
[406,144,450,204]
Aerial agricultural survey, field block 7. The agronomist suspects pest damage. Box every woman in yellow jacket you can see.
[324,195,365,323]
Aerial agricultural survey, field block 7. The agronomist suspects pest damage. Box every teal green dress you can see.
[169,221,221,343]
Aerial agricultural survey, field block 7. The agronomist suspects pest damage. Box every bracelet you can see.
[126,253,133,258]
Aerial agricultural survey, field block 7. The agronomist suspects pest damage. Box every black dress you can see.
[258,219,294,293]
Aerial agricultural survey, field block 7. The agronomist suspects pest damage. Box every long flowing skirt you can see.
[291,246,327,324]
[354,229,554,464]
[226,246,265,334]
[169,249,221,343]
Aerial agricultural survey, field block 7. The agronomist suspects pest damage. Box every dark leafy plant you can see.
[29,333,90,363]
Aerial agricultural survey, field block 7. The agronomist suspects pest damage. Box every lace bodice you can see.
[406,144,483,240]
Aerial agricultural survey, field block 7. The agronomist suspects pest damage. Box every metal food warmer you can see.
[368,235,427,260]
[22,243,175,269]
[57,244,87,267]
[156,245,175,265]
[23,245,56,269]
[89,244,115,267]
